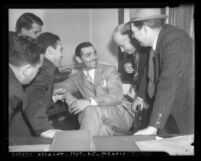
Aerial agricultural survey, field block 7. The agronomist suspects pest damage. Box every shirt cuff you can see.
[137,96,143,102]
[52,95,56,103]
[89,98,98,105]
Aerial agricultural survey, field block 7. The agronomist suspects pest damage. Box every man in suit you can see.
[129,8,194,135]
[10,12,69,82]
[9,36,42,143]
[113,23,151,131]
[23,32,67,138]
[53,42,135,136]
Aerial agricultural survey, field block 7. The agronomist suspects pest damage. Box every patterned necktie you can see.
[147,48,155,98]
[86,71,94,84]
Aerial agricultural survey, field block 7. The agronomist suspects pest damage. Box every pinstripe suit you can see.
[54,63,134,136]
[148,25,194,134]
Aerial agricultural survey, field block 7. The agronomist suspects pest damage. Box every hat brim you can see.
[131,15,168,22]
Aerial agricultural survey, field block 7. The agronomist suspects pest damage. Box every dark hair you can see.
[75,42,93,57]
[131,19,165,30]
[16,12,43,34]
[37,32,60,54]
[9,36,41,67]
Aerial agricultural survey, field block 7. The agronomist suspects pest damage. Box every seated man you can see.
[9,36,42,143]
[53,42,136,136]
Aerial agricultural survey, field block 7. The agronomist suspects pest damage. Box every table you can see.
[8,134,193,154]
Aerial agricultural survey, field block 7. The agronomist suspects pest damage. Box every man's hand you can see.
[69,99,91,115]
[40,129,62,139]
[52,88,67,102]
[127,86,136,99]
[132,96,149,112]
[134,126,158,135]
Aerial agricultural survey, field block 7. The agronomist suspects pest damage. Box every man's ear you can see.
[21,28,28,35]
[47,46,54,56]
[75,56,82,64]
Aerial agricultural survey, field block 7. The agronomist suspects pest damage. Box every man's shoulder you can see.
[162,24,190,40]
[98,63,117,70]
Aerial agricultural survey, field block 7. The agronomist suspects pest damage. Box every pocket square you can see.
[102,80,107,87]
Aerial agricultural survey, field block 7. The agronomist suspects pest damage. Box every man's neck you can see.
[9,64,23,84]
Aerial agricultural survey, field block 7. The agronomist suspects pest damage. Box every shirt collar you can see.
[83,69,95,80]
[152,34,158,50]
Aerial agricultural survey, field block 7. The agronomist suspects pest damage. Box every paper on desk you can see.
[41,129,62,139]
[9,144,50,152]
[135,135,194,155]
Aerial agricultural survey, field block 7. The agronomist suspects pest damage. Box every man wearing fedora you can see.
[129,8,194,135]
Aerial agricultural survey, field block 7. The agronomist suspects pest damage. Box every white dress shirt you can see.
[83,69,97,105]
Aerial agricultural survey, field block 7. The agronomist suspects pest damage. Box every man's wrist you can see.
[87,98,91,105]
[88,98,98,105]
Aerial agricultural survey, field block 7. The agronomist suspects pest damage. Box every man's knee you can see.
[83,106,99,117]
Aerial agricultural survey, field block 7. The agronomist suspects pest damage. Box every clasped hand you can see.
[126,86,149,112]
[52,88,67,102]
[132,96,149,112]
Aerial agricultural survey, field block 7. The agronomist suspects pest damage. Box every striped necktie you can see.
[86,71,94,84]
[147,48,155,98]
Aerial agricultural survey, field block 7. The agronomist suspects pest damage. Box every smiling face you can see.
[79,46,98,70]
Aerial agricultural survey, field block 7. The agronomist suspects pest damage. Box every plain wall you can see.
[91,9,118,67]
[9,9,119,68]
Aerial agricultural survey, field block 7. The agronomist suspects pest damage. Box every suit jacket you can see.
[149,25,194,134]
[54,64,124,107]
[23,58,56,135]
[9,67,24,121]
[9,67,32,143]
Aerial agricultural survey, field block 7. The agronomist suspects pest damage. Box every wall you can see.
[9,9,118,68]
[91,9,118,67]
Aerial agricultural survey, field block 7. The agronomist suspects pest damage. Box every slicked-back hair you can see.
[16,12,43,34]
[37,32,60,54]
[75,42,93,58]
[9,36,41,67]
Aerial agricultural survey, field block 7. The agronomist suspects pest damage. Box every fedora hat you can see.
[130,8,168,22]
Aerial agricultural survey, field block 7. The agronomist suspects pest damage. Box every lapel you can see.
[94,64,105,88]
[78,71,95,94]
[154,25,167,85]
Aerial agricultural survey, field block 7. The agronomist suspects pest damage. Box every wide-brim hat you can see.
[130,8,168,22]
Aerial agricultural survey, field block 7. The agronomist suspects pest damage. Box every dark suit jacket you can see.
[149,25,194,134]
[9,67,32,143]
[23,58,56,136]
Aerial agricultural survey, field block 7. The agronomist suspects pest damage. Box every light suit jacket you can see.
[54,64,124,107]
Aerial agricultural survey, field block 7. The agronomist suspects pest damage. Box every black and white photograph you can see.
[6,4,195,156]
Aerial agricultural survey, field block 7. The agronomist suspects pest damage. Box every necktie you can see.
[86,71,94,84]
[147,48,155,98]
